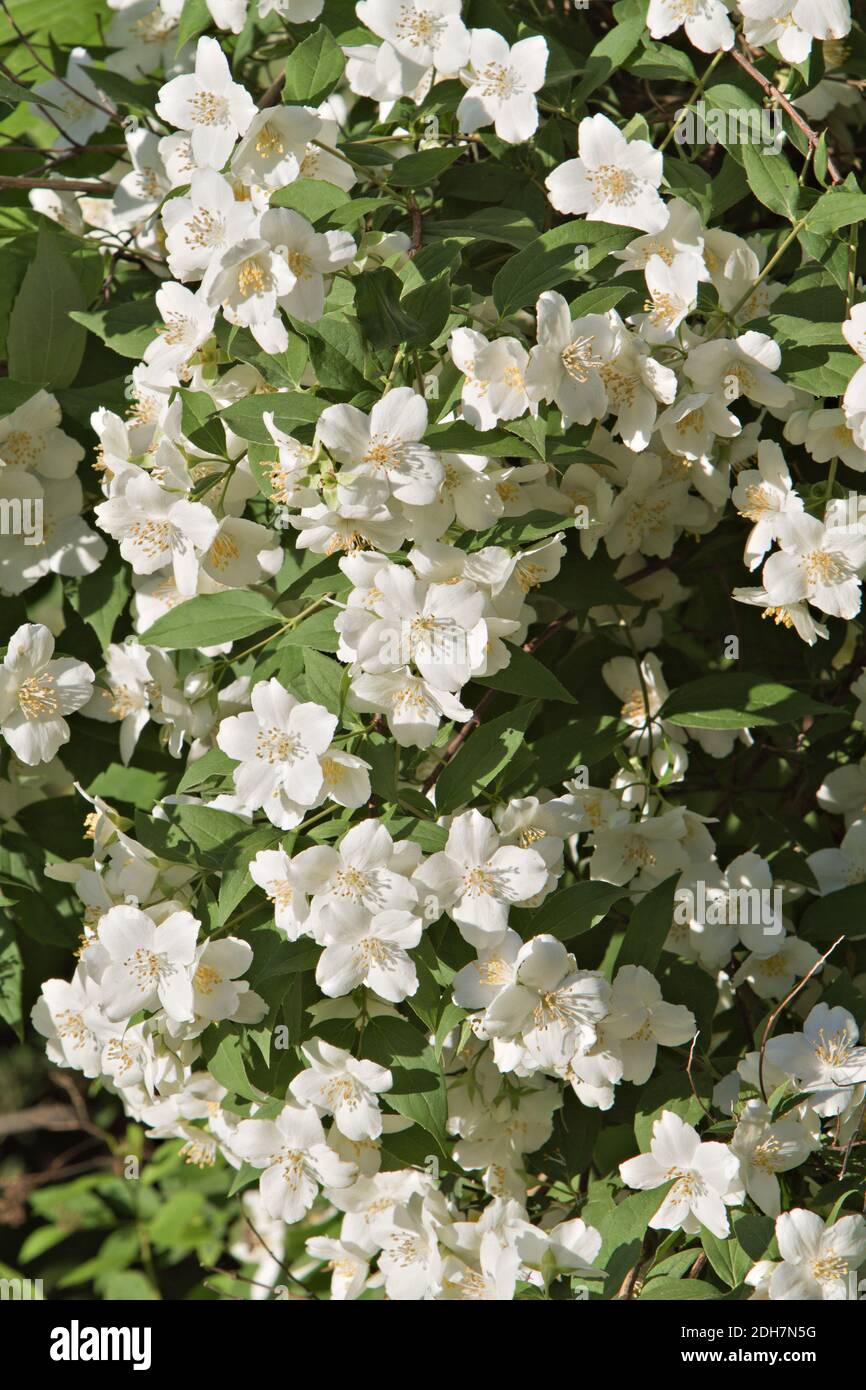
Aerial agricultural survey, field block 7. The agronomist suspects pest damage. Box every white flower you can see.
[546,113,666,233]
[0,390,83,480]
[305,1235,373,1300]
[231,104,322,189]
[612,197,707,278]
[31,969,106,1077]
[249,846,311,939]
[348,669,473,748]
[767,1208,866,1300]
[315,900,423,1002]
[457,29,548,144]
[732,586,828,645]
[647,0,735,52]
[201,236,296,354]
[81,642,180,765]
[739,0,851,66]
[292,819,418,924]
[234,1103,355,1224]
[262,207,356,322]
[731,439,803,570]
[515,1217,604,1280]
[603,965,696,1084]
[34,47,112,148]
[415,809,548,947]
[0,623,94,765]
[317,388,443,508]
[155,35,257,168]
[685,331,794,412]
[94,471,219,596]
[526,292,617,426]
[762,513,866,621]
[143,282,216,375]
[340,560,488,693]
[378,1192,445,1300]
[808,817,866,894]
[163,169,260,282]
[631,253,700,345]
[98,904,200,1025]
[358,0,470,73]
[449,329,535,429]
[764,1003,866,1117]
[595,315,678,450]
[619,1110,744,1238]
[191,936,263,1024]
[798,407,866,472]
[481,933,611,1071]
[217,679,343,830]
[730,1100,813,1217]
[290,1038,393,1141]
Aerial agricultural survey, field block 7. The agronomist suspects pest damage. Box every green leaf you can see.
[220,391,325,443]
[614,875,679,973]
[521,881,625,943]
[741,144,800,221]
[402,274,452,348]
[639,1276,721,1299]
[805,187,866,235]
[276,605,338,653]
[65,547,130,649]
[176,0,210,49]
[282,25,345,105]
[7,225,86,389]
[363,1015,448,1148]
[492,221,632,317]
[474,644,576,704]
[68,301,158,361]
[303,648,344,716]
[436,700,537,815]
[0,918,23,1039]
[701,1228,752,1289]
[572,14,646,104]
[354,267,424,349]
[801,883,866,941]
[388,147,463,188]
[661,674,836,729]
[0,74,60,108]
[138,591,282,649]
[207,1034,259,1103]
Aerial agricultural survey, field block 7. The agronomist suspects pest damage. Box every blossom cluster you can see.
[1,0,865,1305]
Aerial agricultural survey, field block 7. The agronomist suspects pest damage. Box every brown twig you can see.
[686,1031,713,1119]
[0,1104,80,1137]
[407,194,423,257]
[729,46,843,185]
[258,73,286,109]
[0,174,112,192]
[757,934,844,1102]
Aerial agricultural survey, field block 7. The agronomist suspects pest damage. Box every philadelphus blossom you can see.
[155,36,256,167]
[216,678,371,828]
[620,1111,744,1237]
[546,114,666,233]
[456,29,548,144]
[647,0,735,52]
[414,809,548,946]
[14,0,866,1307]
[0,624,94,765]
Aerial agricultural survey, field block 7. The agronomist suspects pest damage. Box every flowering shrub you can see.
[1,0,866,1304]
